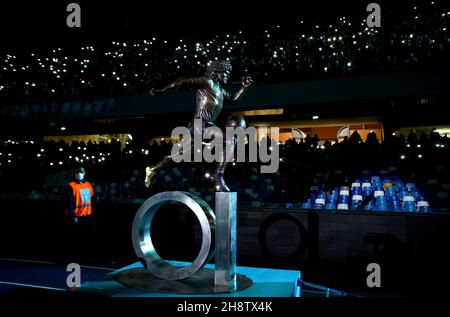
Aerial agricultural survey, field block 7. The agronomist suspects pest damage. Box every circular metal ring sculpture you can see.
[132,191,215,280]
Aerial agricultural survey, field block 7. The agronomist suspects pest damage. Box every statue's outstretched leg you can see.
[145,127,195,187]
[145,155,174,187]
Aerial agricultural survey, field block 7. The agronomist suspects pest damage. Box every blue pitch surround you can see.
[0,259,347,297]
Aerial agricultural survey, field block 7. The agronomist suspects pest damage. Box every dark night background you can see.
[0,0,449,304]
[0,1,410,44]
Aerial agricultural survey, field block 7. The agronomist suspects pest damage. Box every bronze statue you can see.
[146,60,253,192]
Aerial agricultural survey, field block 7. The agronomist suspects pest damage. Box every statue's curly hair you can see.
[205,60,232,80]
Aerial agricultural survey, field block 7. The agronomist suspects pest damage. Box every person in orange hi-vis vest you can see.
[64,166,96,263]
[66,166,94,221]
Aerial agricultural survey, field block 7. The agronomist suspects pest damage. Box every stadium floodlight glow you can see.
[312,115,319,120]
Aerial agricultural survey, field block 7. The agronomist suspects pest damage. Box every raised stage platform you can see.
[77,261,301,297]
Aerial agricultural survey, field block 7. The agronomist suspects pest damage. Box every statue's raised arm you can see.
[150,76,208,96]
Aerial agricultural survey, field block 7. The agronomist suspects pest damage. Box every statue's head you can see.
[205,60,232,84]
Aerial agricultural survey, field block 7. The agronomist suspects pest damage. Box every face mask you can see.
[75,172,85,181]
